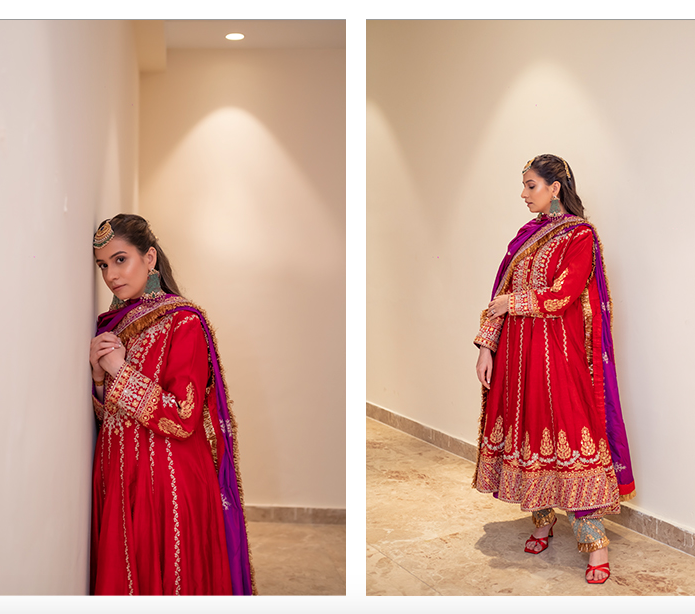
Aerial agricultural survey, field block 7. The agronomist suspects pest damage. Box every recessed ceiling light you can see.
[225,33,244,41]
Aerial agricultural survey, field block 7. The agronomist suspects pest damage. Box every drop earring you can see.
[143,268,163,298]
[549,194,562,216]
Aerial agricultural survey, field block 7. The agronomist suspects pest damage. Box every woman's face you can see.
[521,169,560,214]
[94,237,157,301]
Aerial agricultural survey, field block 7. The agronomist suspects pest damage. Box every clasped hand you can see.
[487,294,510,320]
[90,332,126,381]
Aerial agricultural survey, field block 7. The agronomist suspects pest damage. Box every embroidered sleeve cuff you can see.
[508,290,542,316]
[107,362,161,425]
[474,334,498,352]
[474,309,503,352]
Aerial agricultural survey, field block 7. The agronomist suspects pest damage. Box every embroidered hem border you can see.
[476,458,621,515]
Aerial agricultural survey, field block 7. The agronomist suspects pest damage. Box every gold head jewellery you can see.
[94,220,115,249]
[522,155,571,180]
[522,157,535,174]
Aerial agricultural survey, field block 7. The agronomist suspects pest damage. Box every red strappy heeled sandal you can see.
[585,562,610,584]
[524,517,557,554]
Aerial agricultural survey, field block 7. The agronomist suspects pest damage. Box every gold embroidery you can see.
[581,427,596,457]
[577,536,610,553]
[496,217,583,295]
[475,309,504,352]
[174,314,198,333]
[111,363,160,425]
[557,430,571,460]
[580,288,593,379]
[177,382,195,420]
[475,453,622,514]
[509,290,541,316]
[543,319,555,441]
[105,295,256,593]
[551,268,569,292]
[119,421,134,595]
[522,431,531,461]
[166,438,182,595]
[532,508,556,528]
[158,418,192,439]
[544,295,571,312]
[504,425,513,454]
[149,430,155,491]
[598,438,612,466]
[490,416,504,445]
[540,428,554,456]
[203,403,219,472]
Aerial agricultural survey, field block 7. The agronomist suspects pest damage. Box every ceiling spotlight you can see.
[225,33,244,41]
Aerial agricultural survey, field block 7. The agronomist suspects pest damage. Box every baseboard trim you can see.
[245,505,345,525]
[366,401,478,463]
[366,401,695,558]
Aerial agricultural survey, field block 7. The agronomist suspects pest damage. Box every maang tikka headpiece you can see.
[93,220,115,249]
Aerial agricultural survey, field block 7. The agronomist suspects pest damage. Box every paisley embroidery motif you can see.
[581,427,596,457]
[490,416,504,445]
[522,431,531,461]
[557,430,571,461]
[177,382,195,420]
[550,268,569,292]
[544,295,571,312]
[540,428,554,457]
[158,417,192,439]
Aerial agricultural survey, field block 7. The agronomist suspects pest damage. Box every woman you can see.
[473,155,635,585]
[89,214,255,595]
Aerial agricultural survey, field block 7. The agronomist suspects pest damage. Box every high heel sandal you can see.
[524,517,557,554]
[585,562,610,584]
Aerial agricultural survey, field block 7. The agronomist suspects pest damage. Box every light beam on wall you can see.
[142,106,342,279]
[225,33,244,41]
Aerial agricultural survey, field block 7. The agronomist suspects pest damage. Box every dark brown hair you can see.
[527,154,585,219]
[95,214,182,296]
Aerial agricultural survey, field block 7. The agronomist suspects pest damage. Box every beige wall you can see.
[139,49,346,508]
[368,20,695,533]
[0,21,138,594]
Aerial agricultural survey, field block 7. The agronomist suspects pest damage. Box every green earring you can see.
[549,195,561,215]
[143,268,163,298]
[109,294,126,310]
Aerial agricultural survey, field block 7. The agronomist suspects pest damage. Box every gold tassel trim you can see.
[577,536,610,553]
[619,490,636,503]
[193,302,258,596]
[471,385,488,489]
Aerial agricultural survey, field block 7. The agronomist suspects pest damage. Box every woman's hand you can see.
[487,294,510,320]
[90,332,126,380]
[476,346,493,389]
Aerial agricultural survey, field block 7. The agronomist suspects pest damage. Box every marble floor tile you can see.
[247,521,345,595]
[367,417,695,596]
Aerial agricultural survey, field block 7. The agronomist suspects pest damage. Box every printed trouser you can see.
[532,508,609,553]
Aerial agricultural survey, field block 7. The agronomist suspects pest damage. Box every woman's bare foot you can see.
[586,546,609,582]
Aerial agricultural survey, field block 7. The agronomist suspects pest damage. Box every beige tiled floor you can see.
[247,521,345,595]
[367,417,695,596]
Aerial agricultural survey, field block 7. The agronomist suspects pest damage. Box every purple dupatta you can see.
[490,215,636,503]
[96,294,254,595]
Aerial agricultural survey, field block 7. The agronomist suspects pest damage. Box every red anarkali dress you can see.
[91,304,238,594]
[474,216,633,516]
